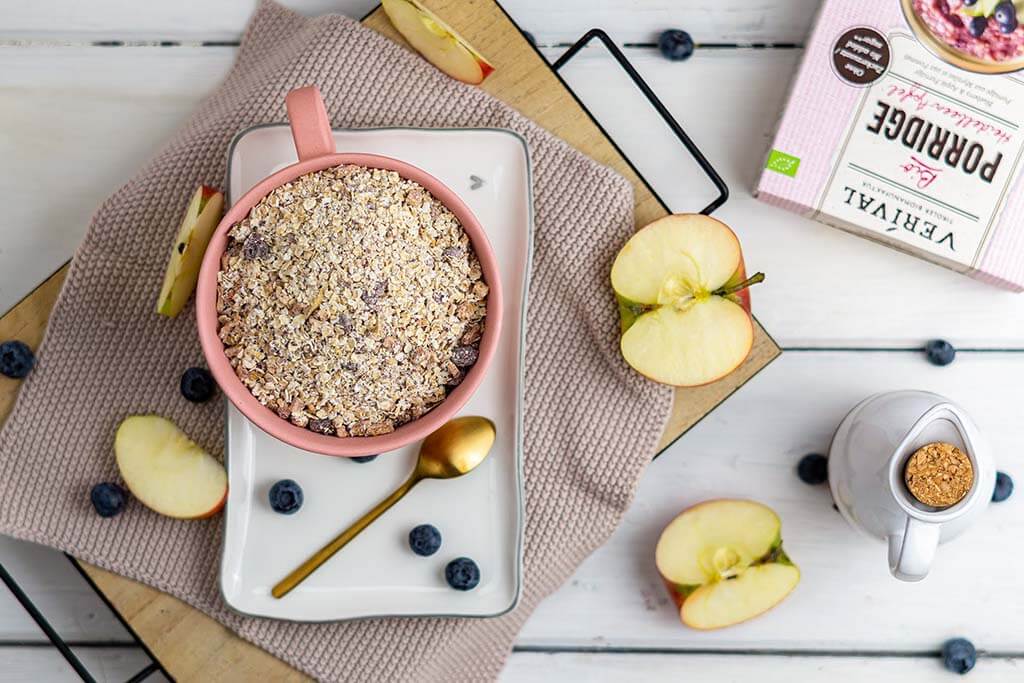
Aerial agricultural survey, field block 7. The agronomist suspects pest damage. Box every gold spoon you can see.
[271,416,496,599]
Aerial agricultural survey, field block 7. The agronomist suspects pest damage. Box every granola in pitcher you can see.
[216,164,488,437]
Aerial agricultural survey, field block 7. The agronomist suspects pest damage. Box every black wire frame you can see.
[0,561,98,682]
[551,28,730,216]
[0,23,733,683]
[0,555,170,682]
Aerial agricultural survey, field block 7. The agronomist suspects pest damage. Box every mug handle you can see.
[285,86,336,162]
[888,517,940,582]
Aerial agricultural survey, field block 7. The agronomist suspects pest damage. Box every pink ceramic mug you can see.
[196,86,503,457]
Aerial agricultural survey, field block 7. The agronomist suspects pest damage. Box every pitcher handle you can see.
[285,86,336,162]
[888,517,940,582]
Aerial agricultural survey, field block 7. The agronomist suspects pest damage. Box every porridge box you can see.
[756,0,1024,291]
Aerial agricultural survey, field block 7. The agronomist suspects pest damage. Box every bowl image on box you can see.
[901,0,1024,74]
[756,0,1024,292]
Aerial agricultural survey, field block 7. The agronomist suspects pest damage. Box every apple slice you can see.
[681,564,800,630]
[656,499,799,630]
[115,415,227,519]
[382,0,495,85]
[611,214,762,386]
[156,186,224,318]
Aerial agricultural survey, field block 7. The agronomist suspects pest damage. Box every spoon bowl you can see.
[417,416,496,479]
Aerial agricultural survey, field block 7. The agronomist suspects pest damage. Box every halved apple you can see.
[115,415,227,519]
[611,214,762,387]
[156,186,224,318]
[382,0,495,85]
[655,499,800,630]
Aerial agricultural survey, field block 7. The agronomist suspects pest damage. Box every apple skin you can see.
[191,490,227,520]
[477,59,496,82]
[725,256,752,313]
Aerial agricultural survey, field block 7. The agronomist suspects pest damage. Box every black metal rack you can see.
[551,28,729,216]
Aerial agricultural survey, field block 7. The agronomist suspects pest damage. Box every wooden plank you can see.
[0,2,775,679]
[519,351,1024,652]
[0,0,821,45]
[0,646,162,682]
[0,536,133,642]
[5,646,1020,683]
[4,45,1023,346]
[502,652,1024,682]
[74,564,306,682]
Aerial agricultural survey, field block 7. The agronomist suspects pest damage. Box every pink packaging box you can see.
[756,0,1024,291]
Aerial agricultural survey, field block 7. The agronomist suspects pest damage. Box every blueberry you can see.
[90,482,127,518]
[268,479,303,514]
[408,524,442,556]
[993,471,1014,502]
[968,16,988,38]
[925,339,956,366]
[351,454,378,463]
[963,0,978,4]
[995,2,1018,33]
[658,29,695,62]
[0,341,35,379]
[797,454,829,485]
[445,557,480,591]
[942,638,977,675]
[180,367,216,403]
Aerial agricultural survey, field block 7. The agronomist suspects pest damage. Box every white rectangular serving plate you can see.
[219,126,531,621]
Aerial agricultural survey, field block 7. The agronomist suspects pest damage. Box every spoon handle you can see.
[272,473,420,599]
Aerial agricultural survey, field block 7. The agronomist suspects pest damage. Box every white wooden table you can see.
[2,1,1023,680]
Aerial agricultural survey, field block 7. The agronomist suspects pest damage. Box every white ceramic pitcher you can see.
[828,390,995,582]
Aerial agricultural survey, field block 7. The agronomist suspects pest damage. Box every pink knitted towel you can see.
[0,2,672,680]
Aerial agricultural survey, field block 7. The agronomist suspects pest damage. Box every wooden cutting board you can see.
[0,1,779,679]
